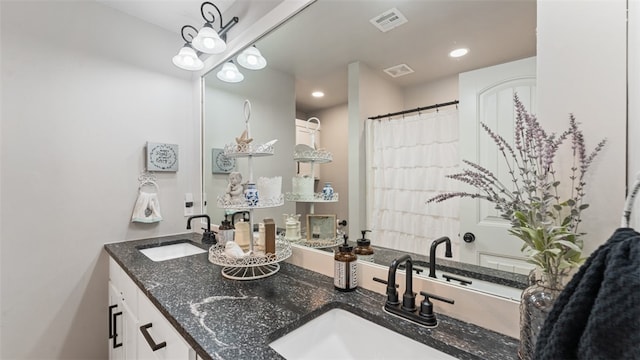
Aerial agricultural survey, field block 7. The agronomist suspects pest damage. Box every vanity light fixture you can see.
[172,25,205,71]
[173,1,239,71]
[311,91,325,98]
[192,2,239,54]
[449,48,469,58]
[237,45,267,70]
[217,61,244,83]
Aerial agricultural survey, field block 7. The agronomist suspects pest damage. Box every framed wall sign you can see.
[307,214,337,241]
[146,142,179,172]
[212,148,236,173]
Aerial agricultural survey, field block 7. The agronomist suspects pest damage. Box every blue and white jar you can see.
[322,182,334,200]
[244,183,259,206]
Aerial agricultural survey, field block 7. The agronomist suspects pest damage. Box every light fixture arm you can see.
[180,25,199,44]
[200,1,239,42]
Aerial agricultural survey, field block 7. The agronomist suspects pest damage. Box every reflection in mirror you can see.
[202,0,536,297]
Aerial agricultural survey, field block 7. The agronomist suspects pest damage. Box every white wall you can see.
[348,61,404,235]
[310,104,349,221]
[0,2,199,358]
[537,0,627,255]
[404,74,459,109]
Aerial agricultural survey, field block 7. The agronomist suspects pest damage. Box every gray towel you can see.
[534,228,640,360]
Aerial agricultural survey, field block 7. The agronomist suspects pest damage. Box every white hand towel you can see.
[131,191,163,223]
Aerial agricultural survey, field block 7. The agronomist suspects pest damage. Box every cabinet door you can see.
[120,299,138,360]
[108,282,124,360]
[109,259,139,359]
[137,292,191,360]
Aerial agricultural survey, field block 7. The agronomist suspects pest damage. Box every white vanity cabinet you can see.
[108,258,196,360]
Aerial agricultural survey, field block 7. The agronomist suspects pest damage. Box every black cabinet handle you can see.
[112,311,123,349]
[139,323,167,351]
[108,305,118,339]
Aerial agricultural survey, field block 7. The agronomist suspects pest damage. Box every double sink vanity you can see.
[104,233,519,359]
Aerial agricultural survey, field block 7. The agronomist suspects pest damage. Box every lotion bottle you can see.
[354,230,374,262]
[334,235,357,291]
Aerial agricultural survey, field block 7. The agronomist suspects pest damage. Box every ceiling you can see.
[98,0,536,114]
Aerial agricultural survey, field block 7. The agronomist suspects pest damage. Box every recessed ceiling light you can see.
[312,91,325,98]
[449,48,469,58]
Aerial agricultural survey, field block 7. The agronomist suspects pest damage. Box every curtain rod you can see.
[367,100,459,120]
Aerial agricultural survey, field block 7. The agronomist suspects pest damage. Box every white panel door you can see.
[458,57,536,274]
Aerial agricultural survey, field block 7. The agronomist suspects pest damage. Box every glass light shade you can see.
[237,46,267,70]
[172,45,204,71]
[216,62,244,83]
[192,26,227,54]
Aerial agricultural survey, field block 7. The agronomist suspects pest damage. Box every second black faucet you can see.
[374,254,454,328]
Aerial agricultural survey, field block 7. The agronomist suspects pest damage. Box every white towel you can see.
[131,191,162,223]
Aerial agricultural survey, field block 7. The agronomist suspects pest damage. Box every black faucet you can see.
[231,211,250,227]
[429,236,452,278]
[373,254,454,328]
[186,215,216,245]
[385,255,416,311]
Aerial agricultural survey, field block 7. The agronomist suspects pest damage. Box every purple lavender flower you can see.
[426,94,606,278]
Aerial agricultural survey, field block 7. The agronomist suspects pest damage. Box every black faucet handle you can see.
[441,273,473,286]
[373,277,395,286]
[372,277,399,306]
[201,229,216,245]
[420,291,455,305]
[418,291,454,327]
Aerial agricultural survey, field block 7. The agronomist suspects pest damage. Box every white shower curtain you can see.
[365,108,460,259]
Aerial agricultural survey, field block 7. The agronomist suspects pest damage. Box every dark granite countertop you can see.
[104,233,519,360]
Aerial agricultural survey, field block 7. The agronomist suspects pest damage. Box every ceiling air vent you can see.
[370,7,408,33]
[383,64,414,78]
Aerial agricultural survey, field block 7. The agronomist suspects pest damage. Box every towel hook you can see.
[138,172,159,192]
[621,172,640,227]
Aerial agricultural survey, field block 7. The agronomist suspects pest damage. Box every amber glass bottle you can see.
[334,235,358,291]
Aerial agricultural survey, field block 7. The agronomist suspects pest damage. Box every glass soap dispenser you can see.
[334,235,358,292]
[354,230,374,262]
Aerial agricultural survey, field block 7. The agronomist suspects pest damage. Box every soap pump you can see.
[218,215,234,246]
[354,230,374,262]
[334,234,358,292]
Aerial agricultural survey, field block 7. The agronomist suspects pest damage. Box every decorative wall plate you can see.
[212,148,236,173]
[146,142,178,172]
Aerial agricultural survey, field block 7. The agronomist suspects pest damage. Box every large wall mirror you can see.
[203,0,536,296]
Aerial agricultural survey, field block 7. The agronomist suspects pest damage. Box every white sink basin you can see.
[138,242,207,262]
[269,308,457,359]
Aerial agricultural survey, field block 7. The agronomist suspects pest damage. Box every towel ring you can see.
[621,172,640,227]
[138,172,159,192]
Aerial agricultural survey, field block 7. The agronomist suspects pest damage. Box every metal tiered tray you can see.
[290,236,342,249]
[284,192,338,202]
[223,142,275,157]
[208,238,292,280]
[293,148,333,163]
[217,194,284,209]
